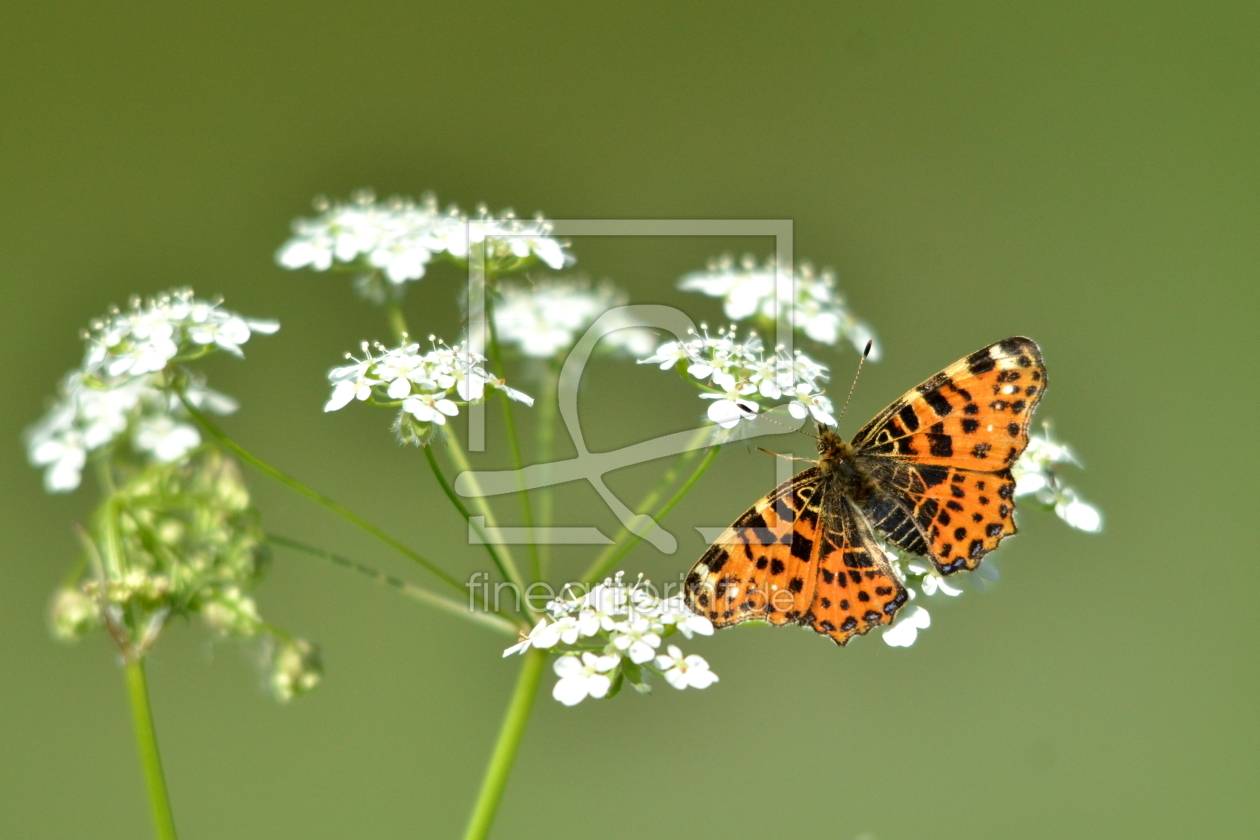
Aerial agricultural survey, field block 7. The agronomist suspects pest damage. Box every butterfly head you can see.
[816,422,853,466]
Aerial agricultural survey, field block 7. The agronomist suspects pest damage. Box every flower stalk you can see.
[125,658,178,840]
[461,647,547,840]
[179,393,466,595]
[581,435,720,584]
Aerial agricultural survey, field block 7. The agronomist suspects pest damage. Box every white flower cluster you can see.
[493,277,657,360]
[503,573,718,706]
[25,289,275,493]
[640,326,836,430]
[1011,425,1103,532]
[679,254,879,357]
[325,336,533,444]
[276,190,574,287]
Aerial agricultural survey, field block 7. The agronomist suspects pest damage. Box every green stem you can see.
[440,426,527,594]
[461,648,547,840]
[267,534,520,636]
[125,659,178,840]
[533,360,562,579]
[581,439,720,584]
[385,295,409,344]
[485,299,540,582]
[420,446,527,618]
[178,394,465,596]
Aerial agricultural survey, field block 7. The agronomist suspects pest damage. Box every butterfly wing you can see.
[806,494,908,645]
[851,337,1047,573]
[685,468,824,627]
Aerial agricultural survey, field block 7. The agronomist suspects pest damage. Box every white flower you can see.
[657,596,714,639]
[495,382,535,407]
[882,604,931,647]
[907,560,964,597]
[468,207,574,271]
[402,394,459,425]
[787,388,838,426]
[551,652,619,706]
[502,618,572,656]
[132,415,202,463]
[325,361,381,411]
[654,645,719,690]
[577,583,631,634]
[492,278,654,360]
[700,384,760,429]
[27,424,87,493]
[1055,490,1103,533]
[639,340,695,370]
[516,573,717,702]
[678,254,879,356]
[610,616,662,664]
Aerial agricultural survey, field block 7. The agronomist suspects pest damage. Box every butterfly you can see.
[684,337,1047,645]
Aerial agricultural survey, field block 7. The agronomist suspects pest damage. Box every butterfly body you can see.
[684,337,1046,645]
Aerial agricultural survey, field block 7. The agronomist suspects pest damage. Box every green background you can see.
[2,3,1256,838]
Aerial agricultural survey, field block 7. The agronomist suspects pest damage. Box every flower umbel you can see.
[276,190,574,301]
[492,277,657,360]
[679,254,878,356]
[503,573,717,704]
[325,336,532,445]
[25,289,273,493]
[640,326,836,433]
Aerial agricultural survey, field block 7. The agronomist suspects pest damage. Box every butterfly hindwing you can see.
[685,469,823,627]
[807,496,908,645]
[853,337,1046,573]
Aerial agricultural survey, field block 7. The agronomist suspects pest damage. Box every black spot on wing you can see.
[919,386,953,417]
[967,348,996,374]
[999,337,1026,355]
[897,403,920,432]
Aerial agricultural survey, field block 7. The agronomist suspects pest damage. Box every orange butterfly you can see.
[684,337,1047,645]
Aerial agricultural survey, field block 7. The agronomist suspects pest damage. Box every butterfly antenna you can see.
[754,410,820,441]
[835,340,874,428]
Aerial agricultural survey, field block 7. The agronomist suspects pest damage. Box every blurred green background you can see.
[2,3,1256,838]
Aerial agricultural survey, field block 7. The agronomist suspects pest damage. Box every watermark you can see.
[465,571,797,617]
[458,218,802,552]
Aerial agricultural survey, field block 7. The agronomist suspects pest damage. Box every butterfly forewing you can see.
[685,470,823,627]
[853,337,1045,471]
[852,337,1045,573]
